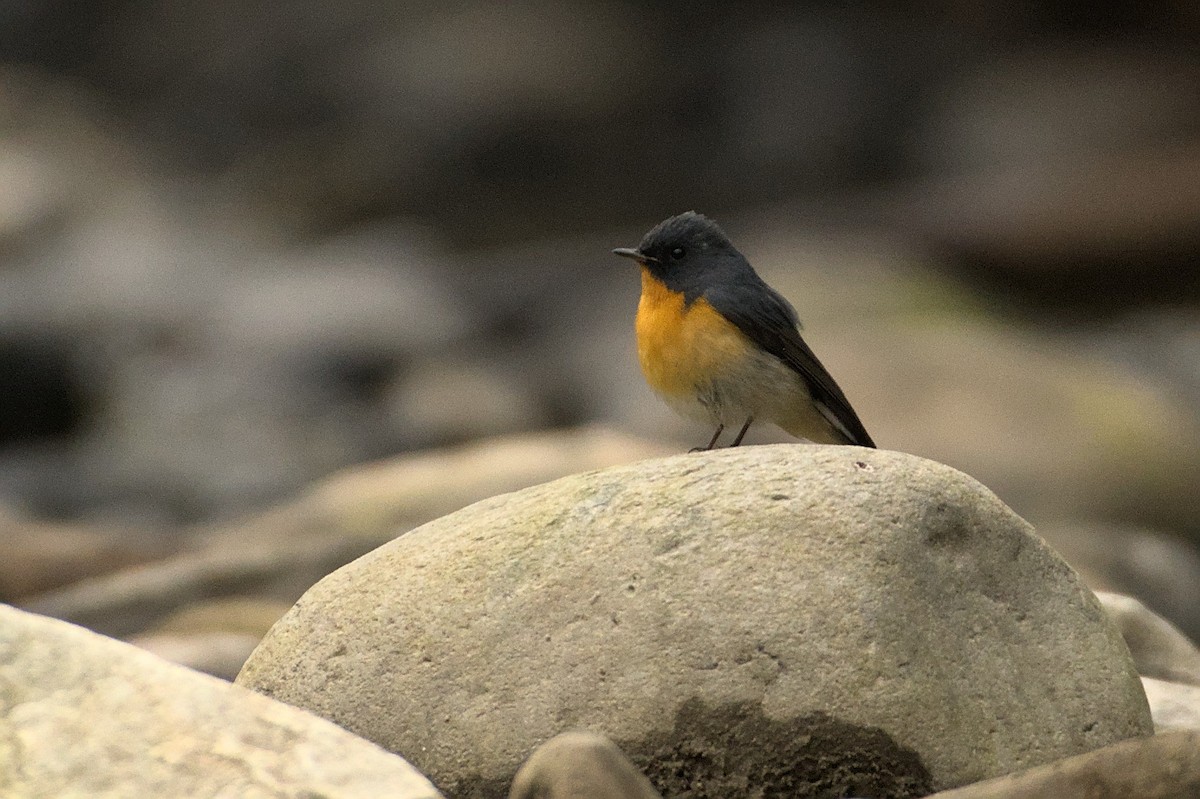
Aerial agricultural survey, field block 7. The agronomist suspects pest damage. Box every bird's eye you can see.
[670,247,686,261]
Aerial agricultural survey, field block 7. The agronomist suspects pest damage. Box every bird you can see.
[613,212,875,450]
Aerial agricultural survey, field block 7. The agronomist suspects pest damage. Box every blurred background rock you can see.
[3,2,1200,654]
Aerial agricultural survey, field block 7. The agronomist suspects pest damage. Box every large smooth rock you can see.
[0,604,442,798]
[238,446,1152,798]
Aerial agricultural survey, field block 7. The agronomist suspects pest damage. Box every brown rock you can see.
[0,508,170,601]
[149,596,294,637]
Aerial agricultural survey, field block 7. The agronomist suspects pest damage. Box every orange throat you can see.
[634,268,750,399]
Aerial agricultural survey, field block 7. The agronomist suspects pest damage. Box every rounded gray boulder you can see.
[237,445,1151,797]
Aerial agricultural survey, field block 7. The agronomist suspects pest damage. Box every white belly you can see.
[652,347,844,444]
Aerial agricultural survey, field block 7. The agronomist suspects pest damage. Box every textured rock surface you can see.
[239,446,1151,797]
[0,604,443,798]
[925,730,1200,799]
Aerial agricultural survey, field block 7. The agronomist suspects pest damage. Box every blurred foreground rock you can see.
[509,729,1200,799]
[238,445,1150,797]
[0,603,443,798]
[925,731,1200,799]
[509,731,662,799]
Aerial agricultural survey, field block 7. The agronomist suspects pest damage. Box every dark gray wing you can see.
[705,277,876,447]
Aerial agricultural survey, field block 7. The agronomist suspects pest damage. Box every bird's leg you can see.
[729,417,754,447]
[690,425,724,453]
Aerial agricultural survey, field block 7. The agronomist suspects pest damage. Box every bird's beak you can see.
[612,247,657,264]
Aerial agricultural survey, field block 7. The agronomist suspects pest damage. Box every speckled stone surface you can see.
[238,445,1152,797]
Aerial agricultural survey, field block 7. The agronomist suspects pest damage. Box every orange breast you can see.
[635,268,753,398]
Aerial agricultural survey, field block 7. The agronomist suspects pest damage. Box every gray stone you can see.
[0,603,442,798]
[22,427,672,639]
[238,445,1151,797]
[20,529,376,639]
[1097,591,1200,686]
[1142,678,1200,733]
[509,731,661,799]
[128,630,263,681]
[925,730,1200,799]
[1048,523,1200,641]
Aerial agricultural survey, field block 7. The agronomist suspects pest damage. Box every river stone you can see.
[509,731,662,799]
[925,730,1200,799]
[0,604,442,798]
[237,445,1151,798]
[1142,677,1200,732]
[1096,591,1200,686]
